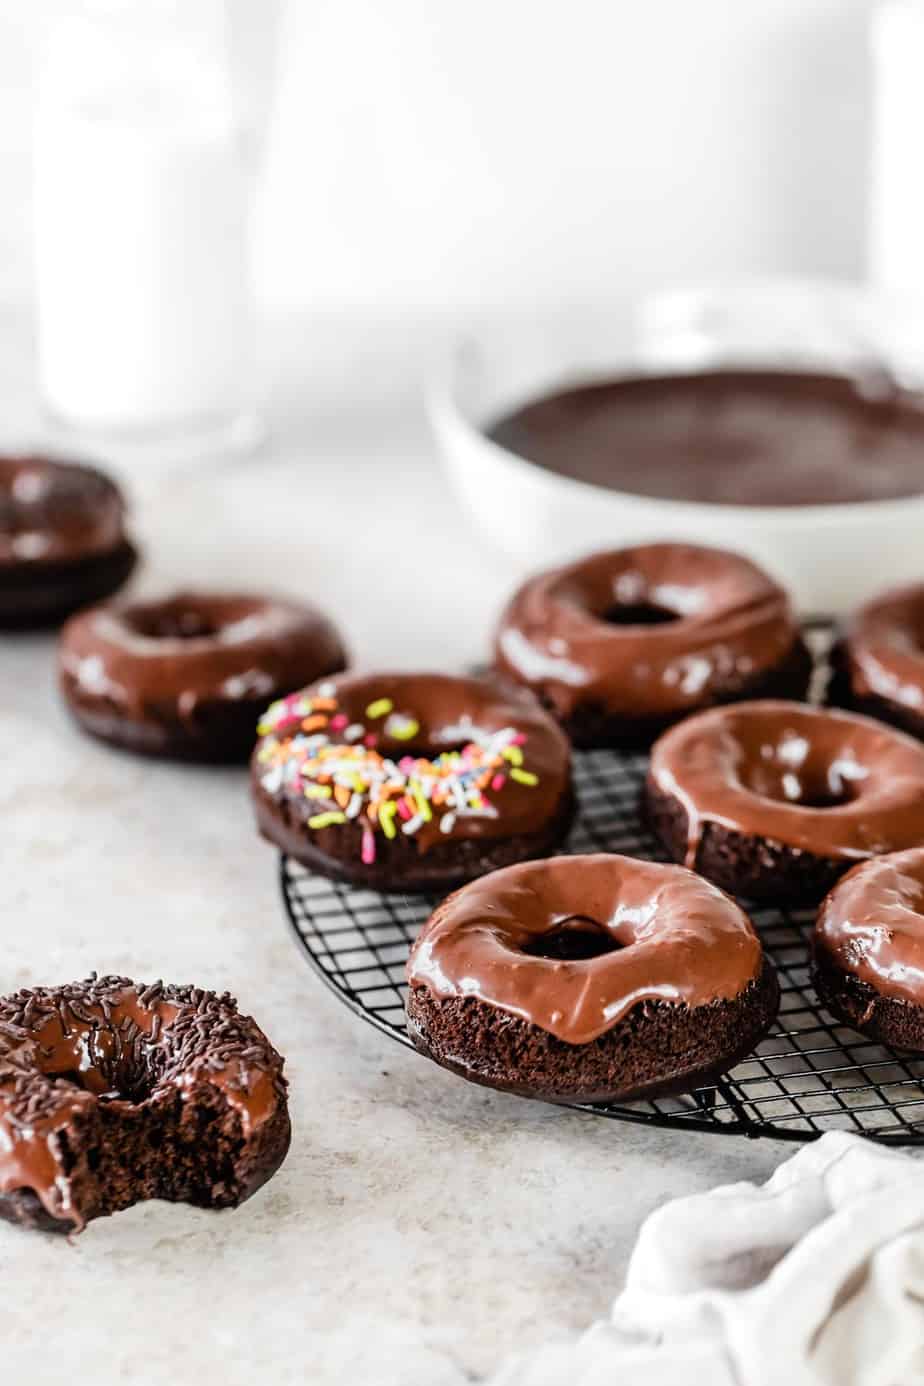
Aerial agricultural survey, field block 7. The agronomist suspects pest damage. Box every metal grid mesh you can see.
[281,746,924,1145]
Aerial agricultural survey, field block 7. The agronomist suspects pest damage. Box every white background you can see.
[0,9,910,1383]
[0,0,878,315]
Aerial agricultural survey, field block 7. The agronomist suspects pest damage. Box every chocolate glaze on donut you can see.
[494,544,810,746]
[408,855,763,1042]
[0,456,127,565]
[815,850,924,1007]
[0,455,136,626]
[813,849,924,1050]
[832,583,924,739]
[647,701,924,903]
[60,591,347,761]
[650,701,924,863]
[0,975,290,1234]
[406,854,779,1101]
[252,671,573,892]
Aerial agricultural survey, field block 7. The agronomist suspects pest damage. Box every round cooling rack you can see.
[280,640,924,1144]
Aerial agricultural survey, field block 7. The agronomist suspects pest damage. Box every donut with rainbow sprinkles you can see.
[250,671,573,893]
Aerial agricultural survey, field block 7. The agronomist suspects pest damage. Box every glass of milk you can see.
[34,0,261,463]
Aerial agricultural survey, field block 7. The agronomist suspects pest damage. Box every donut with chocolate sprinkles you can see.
[0,975,290,1233]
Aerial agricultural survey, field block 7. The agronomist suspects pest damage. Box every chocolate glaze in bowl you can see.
[489,370,924,508]
[430,299,924,614]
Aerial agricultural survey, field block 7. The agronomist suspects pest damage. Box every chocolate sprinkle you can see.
[0,975,291,1234]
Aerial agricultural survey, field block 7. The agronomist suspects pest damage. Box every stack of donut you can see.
[402,543,924,1102]
[9,442,924,1233]
[0,454,136,627]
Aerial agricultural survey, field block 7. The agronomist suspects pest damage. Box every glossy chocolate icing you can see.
[649,700,924,865]
[0,455,128,565]
[815,849,924,1007]
[407,854,764,1044]
[59,591,346,721]
[495,543,800,720]
[842,583,924,713]
[253,670,571,855]
[489,370,924,507]
[0,976,287,1229]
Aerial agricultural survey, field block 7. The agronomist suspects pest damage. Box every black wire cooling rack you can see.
[281,721,924,1146]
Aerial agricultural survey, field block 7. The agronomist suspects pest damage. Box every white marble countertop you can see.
[0,326,791,1386]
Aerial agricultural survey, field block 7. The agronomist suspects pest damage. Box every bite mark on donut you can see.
[0,975,290,1234]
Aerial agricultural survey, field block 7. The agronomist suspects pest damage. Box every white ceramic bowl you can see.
[429,282,924,615]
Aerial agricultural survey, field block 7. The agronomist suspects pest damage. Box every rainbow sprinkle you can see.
[256,690,540,863]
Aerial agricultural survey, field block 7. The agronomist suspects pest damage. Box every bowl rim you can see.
[428,356,924,529]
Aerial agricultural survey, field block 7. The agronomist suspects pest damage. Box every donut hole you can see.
[601,602,679,627]
[789,781,856,810]
[41,1031,164,1104]
[386,725,481,762]
[525,916,622,961]
[566,561,699,629]
[49,1062,158,1104]
[390,740,468,761]
[127,606,221,641]
[740,758,863,809]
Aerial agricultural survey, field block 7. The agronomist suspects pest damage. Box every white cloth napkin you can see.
[492,1132,924,1386]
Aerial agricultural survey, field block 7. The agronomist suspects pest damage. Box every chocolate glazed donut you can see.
[494,543,811,748]
[0,455,137,628]
[813,849,924,1051]
[647,701,924,905]
[830,582,924,740]
[406,854,779,1103]
[0,975,290,1234]
[251,671,573,893]
[59,590,347,762]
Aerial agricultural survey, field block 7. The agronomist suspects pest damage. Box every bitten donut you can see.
[59,590,346,762]
[494,542,811,747]
[0,454,136,628]
[405,854,779,1102]
[251,671,573,892]
[813,849,924,1051]
[830,583,924,739]
[647,701,924,905]
[0,974,290,1234]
